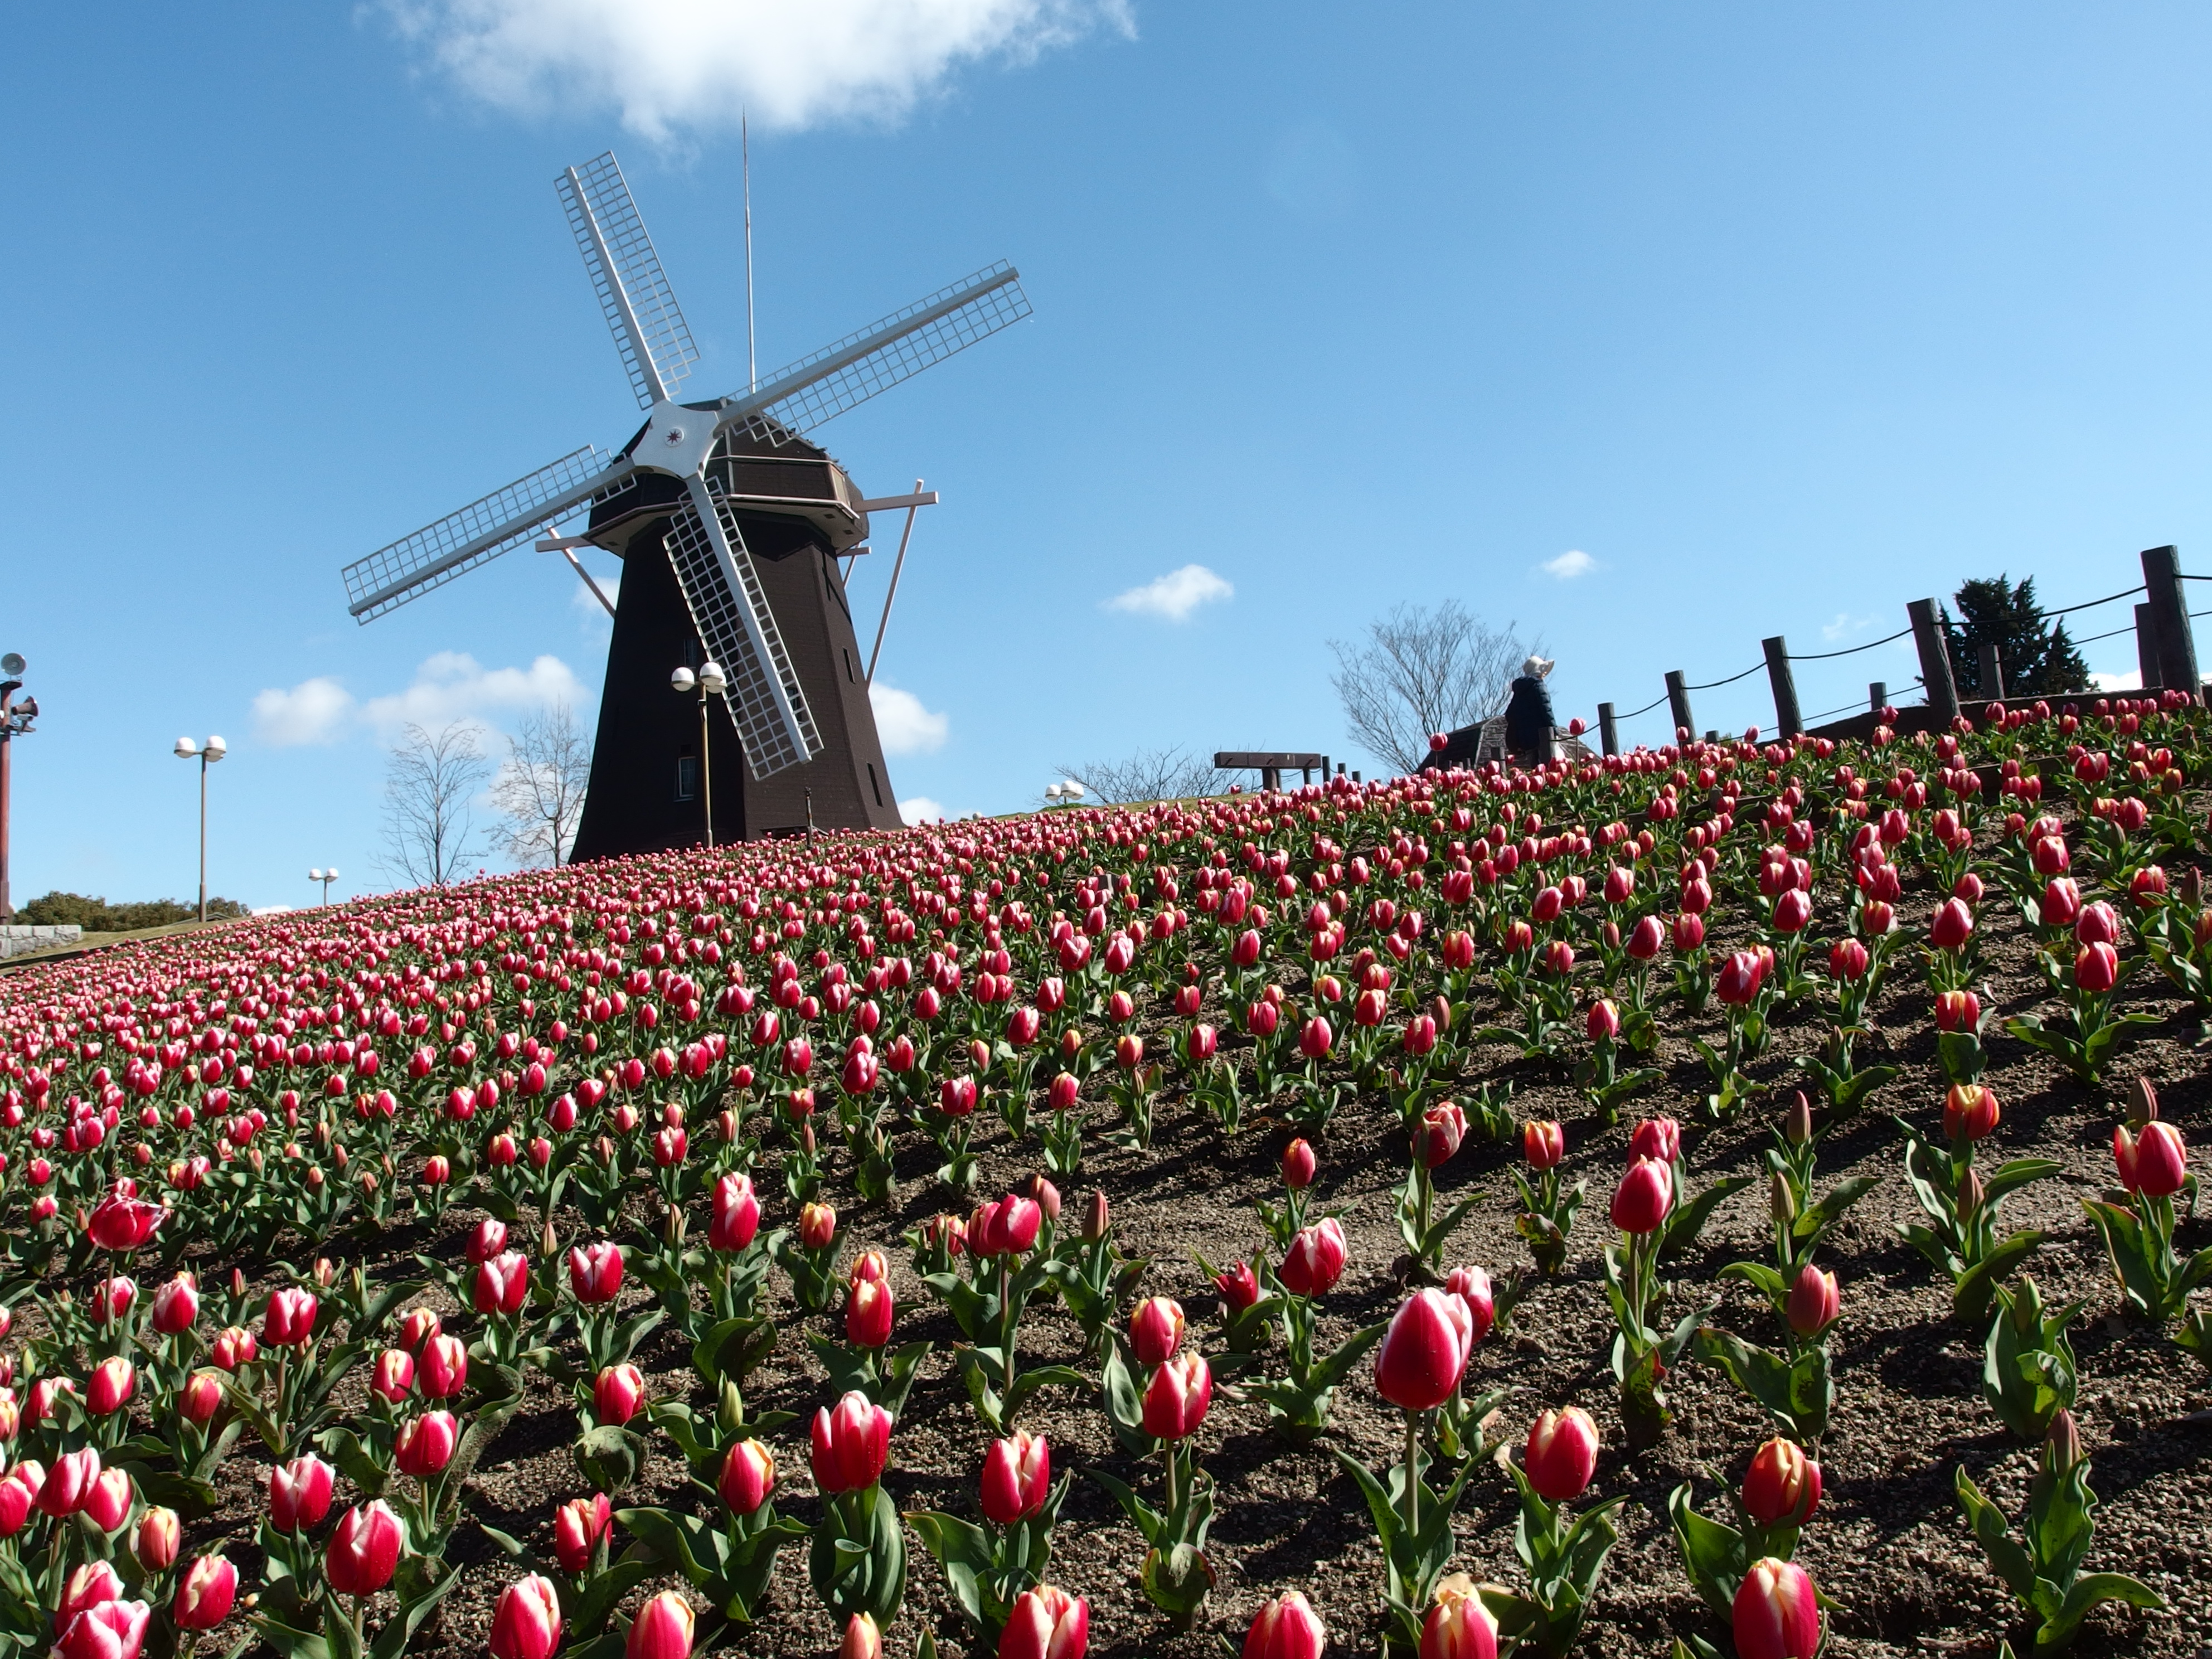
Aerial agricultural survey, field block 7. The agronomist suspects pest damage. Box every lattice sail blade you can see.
[344,447,635,623]
[557,152,700,410]
[727,262,1030,443]
[663,475,821,778]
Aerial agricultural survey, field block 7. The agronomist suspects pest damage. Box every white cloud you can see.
[1107,564,1234,622]
[900,795,948,824]
[253,677,356,746]
[2091,669,2142,692]
[1820,612,1878,643]
[383,0,1133,139]
[1541,550,1596,580]
[870,681,949,755]
[362,652,590,735]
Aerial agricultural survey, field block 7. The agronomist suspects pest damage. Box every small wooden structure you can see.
[1214,751,1328,791]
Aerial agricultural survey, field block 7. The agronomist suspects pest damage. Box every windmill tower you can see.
[341,152,1031,855]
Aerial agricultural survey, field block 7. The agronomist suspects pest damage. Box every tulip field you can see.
[2,698,2211,1659]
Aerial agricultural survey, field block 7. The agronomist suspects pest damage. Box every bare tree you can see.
[491,704,593,867]
[379,722,489,887]
[1328,600,1531,776]
[1051,745,1226,805]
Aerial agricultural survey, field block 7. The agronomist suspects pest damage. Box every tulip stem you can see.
[1403,1411,1420,1540]
[1162,1438,1180,1520]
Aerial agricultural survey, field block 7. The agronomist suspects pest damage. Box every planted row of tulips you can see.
[0,690,2205,1656]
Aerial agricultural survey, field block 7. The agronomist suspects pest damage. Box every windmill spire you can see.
[744,113,757,394]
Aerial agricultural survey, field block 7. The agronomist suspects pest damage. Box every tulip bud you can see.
[1000,1586,1088,1659]
[1243,1590,1326,1659]
[1783,1091,1813,1146]
[1741,1438,1821,1526]
[172,1556,239,1631]
[1129,1297,1186,1367]
[1733,1558,1821,1659]
[1768,1171,1797,1230]
[1420,1573,1500,1659]
[1280,1138,1318,1190]
[1785,1265,1840,1339]
[1081,1189,1110,1242]
[1524,1406,1599,1501]
[717,1439,775,1516]
[134,1506,181,1572]
[979,1430,1050,1526]
[490,1575,565,1659]
[1374,1289,1473,1413]
[624,1592,696,1659]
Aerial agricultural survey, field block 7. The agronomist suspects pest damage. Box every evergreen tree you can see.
[1939,576,2090,698]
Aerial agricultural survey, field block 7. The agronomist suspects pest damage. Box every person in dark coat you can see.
[1503,656,1556,765]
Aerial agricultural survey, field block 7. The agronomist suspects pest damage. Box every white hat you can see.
[1522,656,1554,680]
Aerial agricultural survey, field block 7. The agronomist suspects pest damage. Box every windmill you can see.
[340,151,1031,855]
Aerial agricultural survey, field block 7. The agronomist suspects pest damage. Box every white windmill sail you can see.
[557,153,700,409]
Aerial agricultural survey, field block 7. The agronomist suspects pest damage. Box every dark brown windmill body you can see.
[568,429,901,855]
[339,151,1029,857]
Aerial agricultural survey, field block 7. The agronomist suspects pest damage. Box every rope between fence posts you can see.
[2072,622,2139,646]
[1783,625,1913,661]
[1608,693,1669,720]
[2045,584,2145,615]
[1684,663,1764,690]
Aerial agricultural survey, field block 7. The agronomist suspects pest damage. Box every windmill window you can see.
[866,763,883,808]
[675,754,700,802]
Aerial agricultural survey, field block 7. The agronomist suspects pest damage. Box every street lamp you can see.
[1044,778,1086,806]
[0,652,38,923]
[173,734,227,924]
[309,867,339,905]
[671,662,727,848]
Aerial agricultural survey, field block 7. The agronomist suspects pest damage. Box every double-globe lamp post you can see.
[0,653,39,923]
[309,867,339,905]
[172,735,226,924]
[671,661,727,848]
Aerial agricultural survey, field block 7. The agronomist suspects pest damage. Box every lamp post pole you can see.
[0,654,32,923]
[672,663,728,850]
[173,736,227,923]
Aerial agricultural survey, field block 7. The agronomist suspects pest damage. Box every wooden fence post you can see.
[1597,702,1619,757]
[2140,545,2200,698]
[1665,671,1695,742]
[2135,603,2159,690]
[1977,642,2004,701]
[1907,598,1959,721]
[1762,636,1802,738]
[1869,681,1886,714]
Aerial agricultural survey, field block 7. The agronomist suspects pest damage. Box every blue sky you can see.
[7,3,2212,910]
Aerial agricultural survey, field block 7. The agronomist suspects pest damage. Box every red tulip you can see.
[150,1273,199,1336]
[798,1202,838,1250]
[1523,1120,1564,1170]
[1129,1297,1186,1366]
[1609,1156,1674,1235]
[553,1494,612,1572]
[1943,1083,2000,1141]
[490,1575,564,1659]
[1933,989,1980,1032]
[1298,1017,1333,1060]
[718,1440,775,1515]
[2074,900,2121,945]
[1243,1590,1326,1659]
[1374,1289,1472,1412]
[811,1390,892,1493]
[624,1592,696,1659]
[179,1369,224,1428]
[270,1454,334,1531]
[2040,877,2081,929]
[2114,1119,2187,1197]
[134,1506,180,1572]
[1524,1406,1599,1501]
[88,1357,134,1417]
[1280,1139,1317,1189]
[1827,938,1868,981]
[1786,1265,1840,1338]
[476,1250,530,1316]
[263,1288,317,1346]
[171,1556,238,1631]
[1628,1116,1680,1165]
[1142,1352,1212,1440]
[467,1219,509,1264]
[1626,914,1665,961]
[1443,1264,1496,1346]
[1420,1574,1499,1659]
[57,1564,125,1633]
[595,1364,646,1425]
[568,1242,624,1304]
[2074,941,2119,993]
[840,1614,882,1659]
[84,1467,134,1533]
[1672,912,1705,953]
[1715,949,1765,1006]
[1741,1438,1821,1527]
[395,1410,458,1477]
[86,1192,166,1253]
[844,1278,895,1350]
[1279,1217,1348,1298]
[710,1173,760,1252]
[1215,1259,1262,1313]
[981,1430,1051,1525]
[325,1500,404,1596]
[55,1600,149,1659]
[970,1195,1042,1258]
[999,1585,1088,1659]
[1417,1100,1468,1168]
[1773,887,1812,934]
[40,1447,101,1516]
[1733,1558,1821,1659]
[421,1333,468,1399]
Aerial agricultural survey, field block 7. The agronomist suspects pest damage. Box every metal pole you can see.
[2140,544,2199,698]
[865,479,924,685]
[743,113,756,395]
[197,753,208,925]
[1664,671,1695,743]
[1762,637,1803,738]
[1906,598,1959,721]
[2135,603,2159,691]
[1869,681,1886,714]
[699,689,715,850]
[1597,702,1619,756]
[0,720,11,923]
